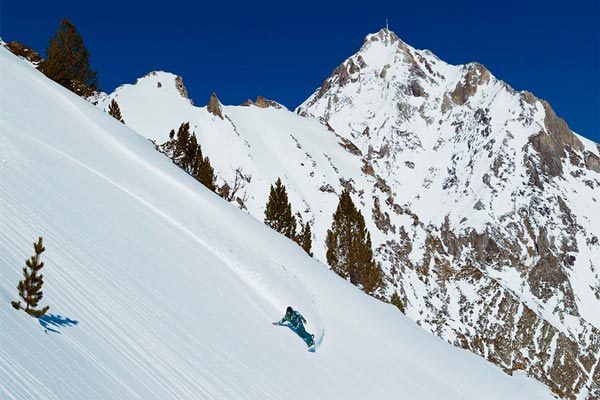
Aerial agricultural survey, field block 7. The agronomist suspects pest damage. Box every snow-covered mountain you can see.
[96,29,600,398]
[298,29,600,399]
[0,43,558,399]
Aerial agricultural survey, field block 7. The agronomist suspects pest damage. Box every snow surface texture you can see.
[0,46,556,398]
[96,29,600,398]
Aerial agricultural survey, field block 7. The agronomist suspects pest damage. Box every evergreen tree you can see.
[38,18,98,97]
[107,99,125,123]
[11,237,50,318]
[326,188,382,294]
[173,122,191,164]
[160,128,177,159]
[196,156,217,192]
[184,133,200,173]
[184,133,216,192]
[297,221,313,256]
[264,178,297,240]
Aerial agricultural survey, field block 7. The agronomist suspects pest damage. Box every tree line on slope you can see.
[264,178,383,295]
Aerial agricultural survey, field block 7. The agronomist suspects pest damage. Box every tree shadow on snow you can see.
[39,314,79,334]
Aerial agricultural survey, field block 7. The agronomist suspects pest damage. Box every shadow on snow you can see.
[39,314,79,334]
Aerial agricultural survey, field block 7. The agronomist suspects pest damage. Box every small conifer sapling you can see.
[11,237,50,318]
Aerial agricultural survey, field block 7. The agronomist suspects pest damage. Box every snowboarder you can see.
[272,306,315,347]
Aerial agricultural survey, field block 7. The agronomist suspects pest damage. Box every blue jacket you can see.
[278,310,306,328]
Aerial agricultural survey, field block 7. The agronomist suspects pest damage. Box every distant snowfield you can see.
[0,47,553,399]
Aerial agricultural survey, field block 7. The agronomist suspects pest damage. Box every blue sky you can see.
[2,0,598,143]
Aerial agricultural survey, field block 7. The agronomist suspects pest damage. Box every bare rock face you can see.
[5,41,42,64]
[584,151,600,173]
[520,91,538,106]
[529,101,585,177]
[450,63,491,105]
[528,253,577,311]
[240,96,285,109]
[207,93,224,119]
[427,222,597,398]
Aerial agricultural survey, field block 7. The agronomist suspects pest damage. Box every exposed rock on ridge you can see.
[4,41,42,64]
[207,93,224,119]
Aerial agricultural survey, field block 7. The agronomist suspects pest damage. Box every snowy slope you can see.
[0,46,555,399]
[96,29,600,398]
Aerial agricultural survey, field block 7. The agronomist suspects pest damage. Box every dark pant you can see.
[293,323,313,345]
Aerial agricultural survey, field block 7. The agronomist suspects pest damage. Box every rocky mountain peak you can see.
[296,30,600,398]
[363,27,402,46]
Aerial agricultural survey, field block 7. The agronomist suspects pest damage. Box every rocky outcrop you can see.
[412,221,598,399]
[378,203,600,398]
[382,219,600,399]
[450,63,491,105]
[4,41,42,64]
[529,101,585,177]
[207,93,224,119]
[175,76,193,105]
[241,96,285,109]
[584,151,600,173]
[254,96,283,109]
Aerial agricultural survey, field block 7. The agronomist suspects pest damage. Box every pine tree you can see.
[11,237,50,318]
[38,18,99,98]
[173,122,191,165]
[160,128,177,159]
[196,156,217,192]
[184,133,216,192]
[326,188,382,294]
[264,178,297,240]
[184,133,200,173]
[108,99,125,123]
[297,221,313,256]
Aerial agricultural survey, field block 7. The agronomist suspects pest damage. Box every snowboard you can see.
[308,329,325,352]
